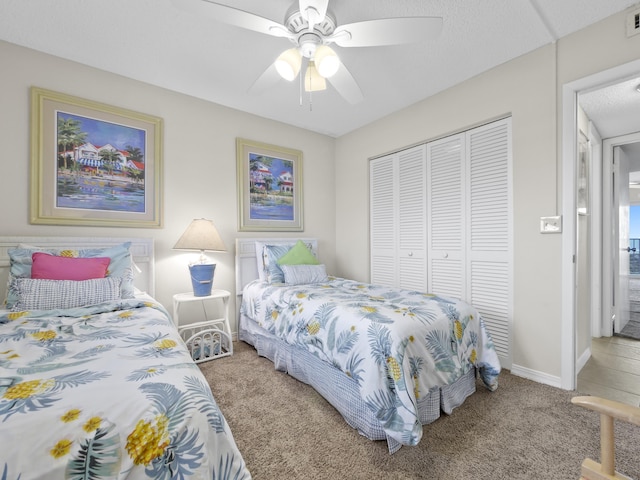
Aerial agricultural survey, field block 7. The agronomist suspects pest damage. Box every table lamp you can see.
[173,218,226,296]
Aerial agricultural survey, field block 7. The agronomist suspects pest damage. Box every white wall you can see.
[335,7,640,381]
[0,40,337,333]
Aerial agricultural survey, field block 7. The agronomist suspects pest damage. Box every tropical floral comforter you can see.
[0,298,251,480]
[242,277,501,447]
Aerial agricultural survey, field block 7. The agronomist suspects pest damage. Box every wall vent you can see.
[627,7,640,37]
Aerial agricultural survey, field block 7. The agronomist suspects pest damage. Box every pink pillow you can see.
[31,252,111,280]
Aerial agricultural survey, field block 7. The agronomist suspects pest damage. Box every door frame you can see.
[561,58,640,390]
[603,132,640,337]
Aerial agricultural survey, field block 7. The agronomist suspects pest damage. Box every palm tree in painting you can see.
[99,148,120,177]
[57,117,87,170]
[125,166,144,184]
[125,145,144,163]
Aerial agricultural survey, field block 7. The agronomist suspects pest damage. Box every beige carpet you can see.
[199,341,640,480]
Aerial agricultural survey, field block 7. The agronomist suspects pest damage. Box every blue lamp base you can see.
[189,263,216,297]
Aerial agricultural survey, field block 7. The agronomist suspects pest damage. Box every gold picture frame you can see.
[30,87,163,228]
[236,138,303,232]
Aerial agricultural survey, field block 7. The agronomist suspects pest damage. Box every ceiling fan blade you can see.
[172,0,293,39]
[331,17,443,47]
[328,62,363,104]
[247,63,283,95]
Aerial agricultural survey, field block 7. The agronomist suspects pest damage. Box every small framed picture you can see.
[236,138,303,232]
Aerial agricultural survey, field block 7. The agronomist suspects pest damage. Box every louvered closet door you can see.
[466,119,512,364]
[398,145,427,291]
[427,135,465,299]
[370,156,397,287]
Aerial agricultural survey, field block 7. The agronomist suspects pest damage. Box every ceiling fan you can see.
[173,0,443,104]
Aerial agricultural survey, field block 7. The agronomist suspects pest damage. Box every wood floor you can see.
[577,335,640,407]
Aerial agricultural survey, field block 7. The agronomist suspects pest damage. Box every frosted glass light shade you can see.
[314,45,339,78]
[304,61,327,92]
[275,48,302,81]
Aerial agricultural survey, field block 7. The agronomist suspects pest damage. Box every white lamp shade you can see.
[173,218,226,253]
[304,61,327,92]
[275,48,302,81]
[314,45,339,78]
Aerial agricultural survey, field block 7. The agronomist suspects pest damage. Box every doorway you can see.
[604,136,640,340]
[561,58,640,392]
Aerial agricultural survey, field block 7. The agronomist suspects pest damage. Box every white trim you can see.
[589,122,603,338]
[561,82,577,390]
[561,58,640,391]
[576,346,591,375]
[510,364,562,389]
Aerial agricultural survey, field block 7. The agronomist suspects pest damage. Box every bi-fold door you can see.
[370,117,512,367]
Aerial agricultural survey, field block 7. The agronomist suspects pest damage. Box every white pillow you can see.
[281,264,328,285]
[12,277,122,311]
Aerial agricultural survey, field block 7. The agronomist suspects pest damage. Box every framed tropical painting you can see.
[30,87,163,227]
[236,138,303,232]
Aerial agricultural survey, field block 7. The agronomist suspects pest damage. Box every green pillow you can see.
[277,240,319,266]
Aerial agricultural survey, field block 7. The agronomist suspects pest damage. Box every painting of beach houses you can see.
[249,153,294,221]
[56,112,147,213]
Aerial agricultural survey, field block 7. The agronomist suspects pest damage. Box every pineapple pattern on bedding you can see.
[0,298,251,480]
[242,277,501,447]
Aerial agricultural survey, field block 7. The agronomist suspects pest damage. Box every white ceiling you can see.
[0,0,638,137]
[580,77,640,139]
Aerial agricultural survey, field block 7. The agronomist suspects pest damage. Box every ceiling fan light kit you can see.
[304,61,327,92]
[176,0,443,104]
[314,45,339,78]
[275,48,302,81]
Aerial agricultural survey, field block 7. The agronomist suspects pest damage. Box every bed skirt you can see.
[239,312,477,453]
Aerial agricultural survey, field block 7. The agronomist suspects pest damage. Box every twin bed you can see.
[235,238,501,453]
[0,237,250,480]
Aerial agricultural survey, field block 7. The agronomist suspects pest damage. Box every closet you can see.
[369,117,512,367]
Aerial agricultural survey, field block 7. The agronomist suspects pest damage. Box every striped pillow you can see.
[281,264,328,285]
[12,277,122,311]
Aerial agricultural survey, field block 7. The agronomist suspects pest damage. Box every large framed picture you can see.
[236,138,303,232]
[30,87,163,228]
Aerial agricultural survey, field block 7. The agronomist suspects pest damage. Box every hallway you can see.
[577,335,640,407]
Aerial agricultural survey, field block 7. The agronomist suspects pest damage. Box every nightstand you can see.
[172,289,233,362]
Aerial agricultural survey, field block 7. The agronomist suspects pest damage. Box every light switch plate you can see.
[540,216,562,233]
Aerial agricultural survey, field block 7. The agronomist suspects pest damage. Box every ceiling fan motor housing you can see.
[285,5,336,35]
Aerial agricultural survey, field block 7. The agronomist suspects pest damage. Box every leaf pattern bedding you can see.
[0,298,251,479]
[242,277,501,447]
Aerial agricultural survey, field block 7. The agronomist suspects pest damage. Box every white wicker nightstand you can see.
[172,289,233,363]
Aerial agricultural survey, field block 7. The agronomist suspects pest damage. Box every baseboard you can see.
[510,364,562,389]
[576,347,591,374]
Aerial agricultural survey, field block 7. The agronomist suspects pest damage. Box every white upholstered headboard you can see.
[0,236,155,298]
[234,237,319,295]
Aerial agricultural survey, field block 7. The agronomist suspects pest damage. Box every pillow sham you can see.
[31,252,110,280]
[11,277,122,311]
[262,244,293,284]
[6,242,134,308]
[281,264,328,285]
[277,240,320,266]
